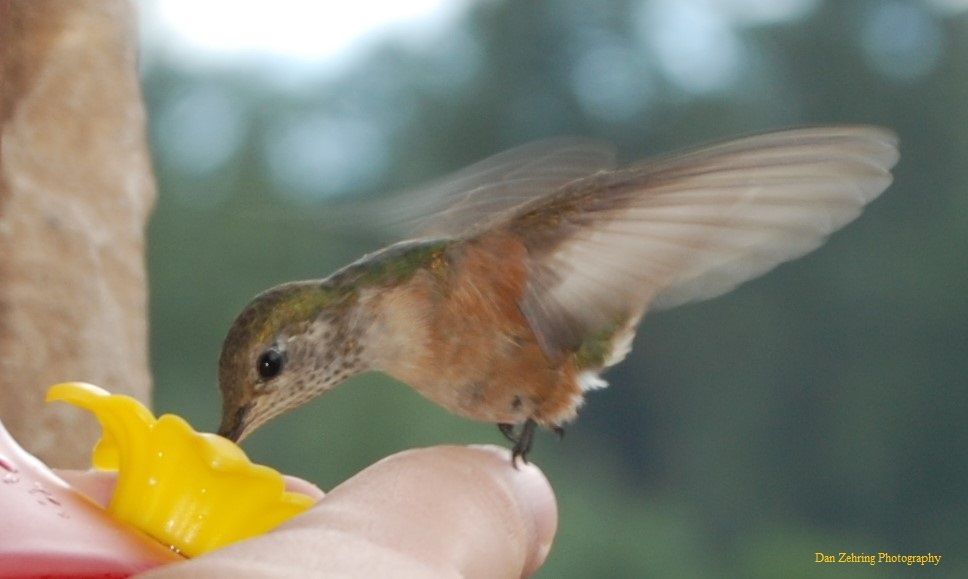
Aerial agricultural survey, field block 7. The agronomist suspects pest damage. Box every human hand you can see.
[65,445,557,578]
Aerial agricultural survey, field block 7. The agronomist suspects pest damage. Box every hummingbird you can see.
[216,126,899,463]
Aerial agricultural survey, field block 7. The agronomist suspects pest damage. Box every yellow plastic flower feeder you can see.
[46,382,314,557]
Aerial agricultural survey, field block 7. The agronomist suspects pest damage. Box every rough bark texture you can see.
[0,0,155,467]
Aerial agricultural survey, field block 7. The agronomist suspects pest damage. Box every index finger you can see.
[140,445,558,578]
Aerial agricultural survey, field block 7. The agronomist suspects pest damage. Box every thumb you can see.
[140,445,557,578]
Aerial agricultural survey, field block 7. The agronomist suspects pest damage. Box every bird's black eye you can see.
[256,348,284,380]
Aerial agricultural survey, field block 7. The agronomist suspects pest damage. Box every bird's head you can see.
[216,281,366,442]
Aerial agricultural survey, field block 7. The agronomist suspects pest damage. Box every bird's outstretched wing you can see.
[481,126,900,367]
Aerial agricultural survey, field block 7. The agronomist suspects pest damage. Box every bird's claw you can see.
[496,420,538,468]
[496,420,563,466]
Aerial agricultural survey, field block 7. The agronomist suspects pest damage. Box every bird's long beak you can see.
[218,402,253,442]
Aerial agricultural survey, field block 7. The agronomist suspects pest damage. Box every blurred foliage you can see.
[142,0,968,576]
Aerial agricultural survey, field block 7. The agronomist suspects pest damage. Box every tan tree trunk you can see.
[0,0,154,467]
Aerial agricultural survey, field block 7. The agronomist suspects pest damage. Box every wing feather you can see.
[499,126,899,366]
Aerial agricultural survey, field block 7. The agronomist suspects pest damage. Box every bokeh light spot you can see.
[569,40,654,124]
[637,0,745,95]
[154,85,246,187]
[142,0,476,79]
[264,115,389,202]
[860,1,943,82]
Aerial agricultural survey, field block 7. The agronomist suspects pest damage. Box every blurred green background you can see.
[139,0,967,576]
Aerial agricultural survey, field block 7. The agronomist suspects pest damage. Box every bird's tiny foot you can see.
[510,419,537,468]
[496,420,542,467]
[552,425,565,440]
